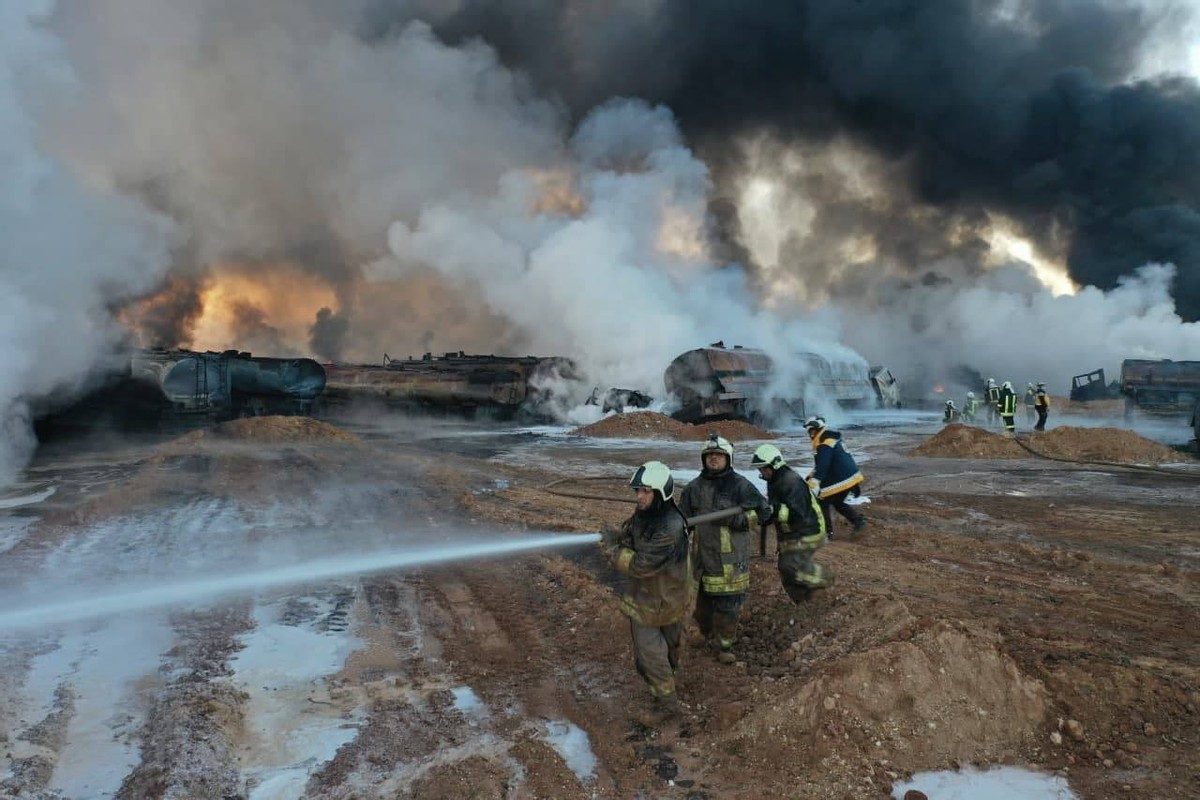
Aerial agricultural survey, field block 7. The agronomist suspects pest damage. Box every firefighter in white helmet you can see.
[804,416,866,539]
[750,443,832,603]
[999,380,1018,434]
[600,460,691,726]
[678,432,770,663]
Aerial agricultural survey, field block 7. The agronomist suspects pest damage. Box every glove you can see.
[599,525,621,549]
[731,512,749,531]
[759,505,775,526]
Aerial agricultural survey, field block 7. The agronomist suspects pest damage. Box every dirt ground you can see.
[0,412,1197,799]
[572,411,775,442]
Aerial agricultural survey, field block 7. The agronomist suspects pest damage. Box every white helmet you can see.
[966,391,975,399]
[986,378,996,387]
[1003,380,1013,391]
[700,432,734,467]
[630,461,674,503]
[750,443,786,470]
[804,416,827,434]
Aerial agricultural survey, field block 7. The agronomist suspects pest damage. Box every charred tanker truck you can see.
[663,343,900,425]
[1120,358,1200,442]
[323,351,578,419]
[34,349,327,436]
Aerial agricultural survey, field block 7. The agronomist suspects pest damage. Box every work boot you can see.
[634,695,681,727]
[852,517,867,534]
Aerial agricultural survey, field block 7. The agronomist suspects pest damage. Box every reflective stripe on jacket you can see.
[612,500,692,627]
[766,464,826,542]
[811,430,864,499]
[679,467,768,595]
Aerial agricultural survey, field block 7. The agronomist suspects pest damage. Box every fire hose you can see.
[546,475,768,553]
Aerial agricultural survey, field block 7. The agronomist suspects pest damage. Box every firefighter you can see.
[985,378,1001,426]
[1034,381,1051,431]
[999,380,1018,434]
[962,391,980,423]
[600,461,691,726]
[804,416,866,539]
[944,400,959,423]
[1024,383,1037,424]
[679,433,770,663]
[750,444,832,604]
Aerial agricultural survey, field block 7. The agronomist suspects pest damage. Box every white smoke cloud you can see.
[379,98,858,401]
[846,262,1200,397]
[0,0,174,485]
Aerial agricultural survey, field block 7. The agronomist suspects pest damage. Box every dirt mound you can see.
[726,620,1047,770]
[571,411,774,441]
[1029,426,1182,464]
[180,416,360,444]
[911,424,1027,459]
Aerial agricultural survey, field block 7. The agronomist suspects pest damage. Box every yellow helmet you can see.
[750,443,786,470]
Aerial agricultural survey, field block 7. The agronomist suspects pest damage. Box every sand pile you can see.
[571,411,775,441]
[181,416,360,444]
[911,424,1027,459]
[1030,426,1181,464]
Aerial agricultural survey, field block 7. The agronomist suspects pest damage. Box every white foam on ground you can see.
[543,720,597,783]
[232,595,365,800]
[451,685,485,716]
[0,485,56,509]
[892,766,1078,799]
[0,516,34,555]
[8,615,174,798]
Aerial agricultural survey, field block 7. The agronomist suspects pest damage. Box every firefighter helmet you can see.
[700,432,734,459]
[967,391,975,399]
[750,443,786,470]
[804,416,827,434]
[1003,380,1013,391]
[987,377,996,386]
[629,461,674,503]
[1037,381,1045,389]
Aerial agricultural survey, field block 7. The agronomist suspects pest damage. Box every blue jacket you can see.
[810,429,864,499]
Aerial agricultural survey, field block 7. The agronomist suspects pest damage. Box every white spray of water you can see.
[0,531,599,631]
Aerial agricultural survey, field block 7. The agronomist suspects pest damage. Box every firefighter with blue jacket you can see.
[804,416,866,539]
[601,461,691,726]
[679,433,770,662]
[751,444,832,603]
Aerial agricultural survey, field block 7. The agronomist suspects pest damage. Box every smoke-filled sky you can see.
[4,0,1200,481]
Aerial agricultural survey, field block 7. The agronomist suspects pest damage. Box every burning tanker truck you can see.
[663,343,900,425]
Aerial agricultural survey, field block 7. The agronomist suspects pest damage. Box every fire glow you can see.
[191,264,337,354]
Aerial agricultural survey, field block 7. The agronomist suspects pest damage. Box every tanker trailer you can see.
[1120,358,1200,442]
[663,343,884,425]
[226,352,326,416]
[323,351,578,419]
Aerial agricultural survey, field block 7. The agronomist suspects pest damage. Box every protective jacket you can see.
[1035,389,1050,409]
[963,395,980,419]
[1000,387,1018,416]
[679,467,768,596]
[810,429,864,498]
[986,385,1001,408]
[764,464,825,544]
[611,499,692,627]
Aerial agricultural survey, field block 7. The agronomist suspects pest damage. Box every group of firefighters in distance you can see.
[944,378,1051,434]
[598,415,865,726]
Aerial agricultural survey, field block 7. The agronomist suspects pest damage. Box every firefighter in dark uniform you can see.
[804,416,866,539]
[999,380,1018,434]
[1034,381,1051,431]
[944,400,959,423]
[601,461,692,726]
[750,444,832,603]
[679,433,770,662]
[985,378,1001,426]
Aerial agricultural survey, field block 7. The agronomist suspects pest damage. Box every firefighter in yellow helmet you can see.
[751,444,832,603]
[1034,381,1051,431]
[600,460,691,726]
[678,433,770,663]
